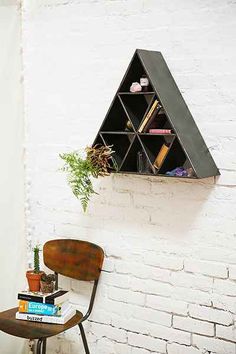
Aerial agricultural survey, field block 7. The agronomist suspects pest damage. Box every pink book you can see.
[149,129,172,134]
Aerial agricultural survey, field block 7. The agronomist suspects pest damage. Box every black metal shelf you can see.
[93,49,220,179]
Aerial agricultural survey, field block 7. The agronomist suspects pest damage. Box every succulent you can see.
[60,144,117,212]
[41,273,56,283]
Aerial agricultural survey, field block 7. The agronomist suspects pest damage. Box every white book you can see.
[16,306,76,324]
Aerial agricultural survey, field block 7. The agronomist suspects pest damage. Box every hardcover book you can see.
[18,290,69,305]
[138,100,159,133]
[149,129,172,134]
[15,306,76,325]
[154,144,169,169]
[18,300,70,316]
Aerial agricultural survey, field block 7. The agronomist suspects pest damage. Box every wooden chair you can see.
[0,239,104,354]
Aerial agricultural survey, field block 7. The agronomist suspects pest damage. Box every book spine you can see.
[18,294,43,303]
[15,308,76,325]
[149,129,172,134]
[154,144,169,169]
[18,300,61,316]
[138,100,158,133]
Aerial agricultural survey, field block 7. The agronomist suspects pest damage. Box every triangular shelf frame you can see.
[93,49,220,179]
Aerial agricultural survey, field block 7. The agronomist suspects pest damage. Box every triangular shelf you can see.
[93,49,220,179]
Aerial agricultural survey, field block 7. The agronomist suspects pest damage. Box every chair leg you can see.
[36,339,43,354]
[42,338,47,354]
[79,323,90,354]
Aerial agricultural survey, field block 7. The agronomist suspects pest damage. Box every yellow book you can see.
[154,144,169,169]
[138,100,158,133]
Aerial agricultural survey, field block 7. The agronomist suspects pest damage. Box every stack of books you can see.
[16,290,76,324]
[138,99,162,133]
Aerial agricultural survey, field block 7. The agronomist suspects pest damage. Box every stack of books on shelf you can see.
[16,290,76,324]
[138,99,172,134]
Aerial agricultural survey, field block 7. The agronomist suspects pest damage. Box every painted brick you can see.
[128,332,166,353]
[108,287,146,306]
[146,295,188,316]
[189,304,233,325]
[145,253,184,271]
[170,272,213,292]
[173,315,214,336]
[214,279,236,296]
[167,343,203,354]
[229,265,236,280]
[216,325,236,342]
[149,324,191,345]
[184,259,228,278]
[192,334,236,354]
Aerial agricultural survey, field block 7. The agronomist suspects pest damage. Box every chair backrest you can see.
[43,239,104,281]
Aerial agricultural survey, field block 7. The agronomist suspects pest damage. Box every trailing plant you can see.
[60,144,117,212]
[33,245,41,274]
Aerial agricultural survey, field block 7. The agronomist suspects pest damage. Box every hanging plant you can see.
[60,144,117,212]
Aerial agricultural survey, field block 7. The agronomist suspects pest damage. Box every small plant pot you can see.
[26,271,44,292]
[40,281,55,294]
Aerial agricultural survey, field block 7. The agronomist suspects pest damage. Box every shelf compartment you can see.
[139,134,175,171]
[138,107,174,134]
[100,96,134,132]
[118,53,154,93]
[119,93,155,131]
[158,138,196,177]
[93,134,105,147]
[120,136,154,174]
[101,133,135,169]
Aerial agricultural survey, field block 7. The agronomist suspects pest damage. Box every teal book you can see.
[18,300,69,316]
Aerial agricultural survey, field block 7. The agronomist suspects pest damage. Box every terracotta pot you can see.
[40,281,55,294]
[26,270,44,292]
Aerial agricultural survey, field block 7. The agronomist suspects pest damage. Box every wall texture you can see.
[0,1,25,353]
[22,1,236,353]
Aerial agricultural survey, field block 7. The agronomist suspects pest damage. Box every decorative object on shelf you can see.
[165,166,194,177]
[40,273,56,293]
[140,74,149,92]
[125,120,133,131]
[26,245,44,292]
[60,144,117,212]
[137,150,154,174]
[93,49,220,179]
[130,82,142,92]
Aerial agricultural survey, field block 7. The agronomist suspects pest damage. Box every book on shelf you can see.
[18,300,70,316]
[138,100,161,133]
[153,143,169,169]
[16,305,76,325]
[18,290,69,305]
[149,129,172,134]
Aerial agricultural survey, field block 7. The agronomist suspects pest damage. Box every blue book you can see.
[19,300,69,316]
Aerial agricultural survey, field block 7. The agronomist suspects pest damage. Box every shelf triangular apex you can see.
[118,51,154,93]
[136,49,220,178]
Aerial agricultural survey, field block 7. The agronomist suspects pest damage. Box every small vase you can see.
[26,270,44,292]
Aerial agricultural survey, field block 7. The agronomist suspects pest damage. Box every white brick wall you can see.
[22,0,236,353]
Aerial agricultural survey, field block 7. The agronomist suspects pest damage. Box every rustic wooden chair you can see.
[0,239,104,354]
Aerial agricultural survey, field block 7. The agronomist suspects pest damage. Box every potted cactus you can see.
[26,245,44,292]
[40,273,56,293]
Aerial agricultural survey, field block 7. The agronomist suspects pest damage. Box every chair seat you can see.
[0,307,83,339]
